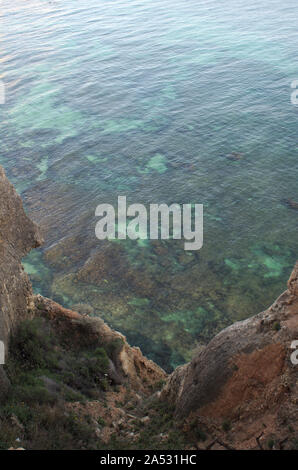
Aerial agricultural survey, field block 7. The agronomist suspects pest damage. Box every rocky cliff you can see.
[0,164,297,450]
[0,167,42,342]
[162,263,298,449]
[0,167,42,395]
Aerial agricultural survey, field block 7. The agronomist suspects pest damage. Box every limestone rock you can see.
[35,294,166,392]
[162,261,298,449]
[0,166,43,398]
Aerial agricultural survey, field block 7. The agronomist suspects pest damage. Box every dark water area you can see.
[0,0,297,370]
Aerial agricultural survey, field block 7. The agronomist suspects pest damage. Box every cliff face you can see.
[0,167,42,344]
[0,167,42,394]
[162,262,298,449]
[34,294,166,393]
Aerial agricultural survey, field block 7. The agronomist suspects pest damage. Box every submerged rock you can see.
[285,198,298,211]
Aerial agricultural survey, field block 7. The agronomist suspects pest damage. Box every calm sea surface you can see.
[1,0,297,369]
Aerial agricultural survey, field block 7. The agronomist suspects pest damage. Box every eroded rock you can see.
[0,166,43,397]
[162,262,298,449]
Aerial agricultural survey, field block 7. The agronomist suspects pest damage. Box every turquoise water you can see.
[1,0,297,370]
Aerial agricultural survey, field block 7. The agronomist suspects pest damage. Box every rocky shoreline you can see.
[0,165,297,449]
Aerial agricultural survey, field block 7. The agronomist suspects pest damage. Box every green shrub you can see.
[10,319,59,370]
[0,316,122,449]
[12,383,56,405]
[105,338,124,359]
[0,402,32,425]
[272,322,281,332]
[97,416,106,427]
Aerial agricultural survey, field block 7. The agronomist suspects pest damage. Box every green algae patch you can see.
[86,155,108,163]
[22,261,39,276]
[263,257,284,278]
[9,83,84,145]
[251,245,291,279]
[22,251,52,294]
[146,154,168,174]
[225,245,291,280]
[128,298,150,307]
[138,154,168,175]
[36,156,49,181]
[13,180,31,195]
[137,238,149,247]
[86,155,98,163]
[224,258,241,271]
[161,307,218,338]
[98,118,143,134]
